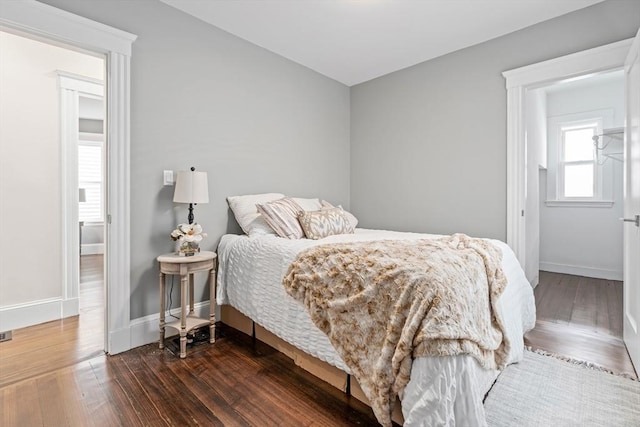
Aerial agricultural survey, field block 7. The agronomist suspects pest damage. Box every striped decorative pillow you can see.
[256,197,305,239]
[298,207,354,240]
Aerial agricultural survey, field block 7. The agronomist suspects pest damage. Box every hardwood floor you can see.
[1,266,636,426]
[0,255,104,389]
[0,325,382,426]
[524,271,637,378]
[0,254,383,426]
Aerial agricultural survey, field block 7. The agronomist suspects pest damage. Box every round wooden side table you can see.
[157,250,217,358]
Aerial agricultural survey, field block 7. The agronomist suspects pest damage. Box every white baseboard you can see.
[0,297,79,331]
[1,299,214,354]
[108,326,131,355]
[530,274,539,289]
[62,297,79,318]
[540,262,623,281]
[129,301,212,350]
[81,243,104,255]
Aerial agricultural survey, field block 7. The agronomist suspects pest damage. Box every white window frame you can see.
[556,119,602,201]
[78,132,104,224]
[545,109,615,208]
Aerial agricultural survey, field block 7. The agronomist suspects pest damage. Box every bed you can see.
[216,225,536,426]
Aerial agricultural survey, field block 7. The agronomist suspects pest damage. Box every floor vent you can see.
[0,330,12,342]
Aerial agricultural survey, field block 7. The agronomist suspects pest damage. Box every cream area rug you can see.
[484,350,640,426]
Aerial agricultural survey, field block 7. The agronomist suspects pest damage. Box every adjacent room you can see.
[0,0,639,426]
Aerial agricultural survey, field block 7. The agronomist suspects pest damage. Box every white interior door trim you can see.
[623,28,640,375]
[58,73,103,320]
[503,38,632,266]
[0,0,137,354]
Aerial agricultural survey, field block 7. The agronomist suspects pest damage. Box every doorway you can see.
[0,0,136,355]
[537,70,625,282]
[0,29,106,360]
[503,37,638,376]
[78,94,106,350]
[524,69,632,377]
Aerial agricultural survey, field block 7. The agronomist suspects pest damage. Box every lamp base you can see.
[188,203,194,225]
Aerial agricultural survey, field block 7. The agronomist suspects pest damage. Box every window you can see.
[545,110,615,208]
[559,123,598,199]
[78,137,103,222]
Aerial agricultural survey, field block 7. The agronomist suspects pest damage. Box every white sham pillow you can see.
[227,193,284,236]
[291,197,323,212]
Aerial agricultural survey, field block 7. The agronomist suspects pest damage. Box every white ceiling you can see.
[160,0,605,86]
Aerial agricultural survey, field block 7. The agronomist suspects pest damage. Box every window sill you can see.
[80,221,105,226]
[544,200,614,208]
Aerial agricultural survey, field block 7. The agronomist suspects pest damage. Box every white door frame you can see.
[503,38,632,269]
[0,0,137,354]
[58,72,104,319]
[622,28,640,374]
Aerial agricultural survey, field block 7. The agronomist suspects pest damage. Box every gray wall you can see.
[42,0,350,319]
[37,0,640,321]
[350,0,640,240]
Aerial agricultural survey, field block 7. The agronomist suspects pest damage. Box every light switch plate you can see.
[163,170,174,186]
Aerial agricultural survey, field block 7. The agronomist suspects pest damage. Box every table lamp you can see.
[173,167,209,224]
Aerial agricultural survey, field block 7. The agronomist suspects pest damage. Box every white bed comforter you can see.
[216,229,536,426]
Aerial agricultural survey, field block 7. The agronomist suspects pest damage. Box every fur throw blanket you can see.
[282,234,510,427]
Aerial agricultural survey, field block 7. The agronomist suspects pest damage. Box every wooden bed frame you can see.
[220,305,404,425]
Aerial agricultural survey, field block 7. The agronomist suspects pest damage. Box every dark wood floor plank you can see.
[104,352,169,427]
[255,361,366,427]
[163,350,252,426]
[121,348,192,426]
[132,347,225,426]
[88,355,150,427]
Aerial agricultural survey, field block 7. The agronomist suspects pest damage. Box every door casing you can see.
[503,38,632,273]
[622,28,640,375]
[0,0,136,354]
[504,36,639,374]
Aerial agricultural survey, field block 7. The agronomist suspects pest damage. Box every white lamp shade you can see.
[173,170,209,204]
[79,188,87,203]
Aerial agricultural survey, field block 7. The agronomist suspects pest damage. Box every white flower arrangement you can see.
[170,223,207,244]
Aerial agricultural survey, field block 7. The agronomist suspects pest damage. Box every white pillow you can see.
[227,193,284,236]
[320,200,359,229]
[291,197,323,211]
